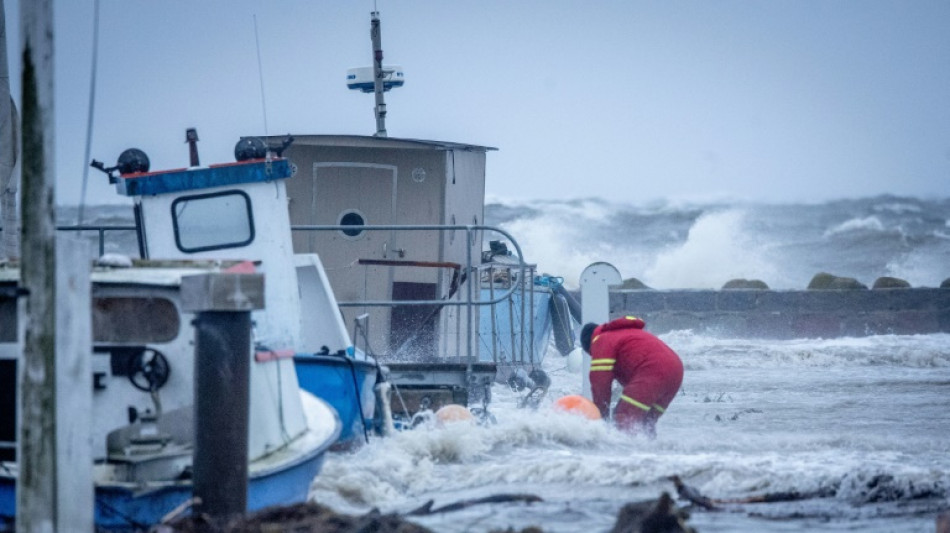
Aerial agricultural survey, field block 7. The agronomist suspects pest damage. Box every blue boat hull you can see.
[1,448,326,532]
[293,354,378,446]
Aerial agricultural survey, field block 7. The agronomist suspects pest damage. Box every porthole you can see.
[412,167,426,183]
[339,210,366,239]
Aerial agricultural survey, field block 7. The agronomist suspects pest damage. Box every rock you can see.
[609,492,695,533]
[722,278,769,290]
[619,277,651,290]
[807,272,867,290]
[941,278,950,289]
[871,276,911,289]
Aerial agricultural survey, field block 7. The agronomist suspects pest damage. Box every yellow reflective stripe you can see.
[652,404,666,414]
[625,315,639,321]
[590,358,615,365]
[590,366,614,372]
[620,395,650,411]
[591,334,602,344]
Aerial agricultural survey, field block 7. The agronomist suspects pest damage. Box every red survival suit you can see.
[588,316,684,434]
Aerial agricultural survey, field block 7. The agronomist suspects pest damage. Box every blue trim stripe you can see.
[117,159,292,197]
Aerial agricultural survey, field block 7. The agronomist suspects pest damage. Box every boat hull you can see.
[0,393,339,532]
[293,354,378,446]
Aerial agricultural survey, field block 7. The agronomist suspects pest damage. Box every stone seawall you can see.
[572,288,950,339]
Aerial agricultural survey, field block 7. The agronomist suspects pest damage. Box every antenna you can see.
[253,15,269,138]
[346,10,404,135]
[371,11,387,137]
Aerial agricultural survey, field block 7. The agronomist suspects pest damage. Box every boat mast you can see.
[371,10,387,137]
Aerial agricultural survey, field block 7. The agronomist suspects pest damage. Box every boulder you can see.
[619,277,651,290]
[871,276,911,289]
[722,278,769,290]
[941,278,950,289]
[807,272,868,290]
[609,492,695,533]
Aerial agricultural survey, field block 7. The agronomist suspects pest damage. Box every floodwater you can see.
[310,332,950,532]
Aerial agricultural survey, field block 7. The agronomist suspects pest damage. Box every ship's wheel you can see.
[129,348,170,392]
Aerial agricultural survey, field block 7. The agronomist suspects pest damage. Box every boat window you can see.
[93,297,180,343]
[339,210,366,238]
[172,190,254,253]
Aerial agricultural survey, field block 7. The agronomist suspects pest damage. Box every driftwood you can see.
[670,475,832,511]
[406,494,543,516]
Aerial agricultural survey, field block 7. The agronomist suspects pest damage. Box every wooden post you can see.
[579,262,621,399]
[16,2,92,532]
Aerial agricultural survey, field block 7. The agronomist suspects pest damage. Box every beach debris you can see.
[406,494,544,516]
[670,474,833,510]
[609,492,696,533]
[155,502,435,533]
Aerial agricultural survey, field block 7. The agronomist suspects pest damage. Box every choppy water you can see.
[58,196,950,531]
[485,195,950,290]
[311,334,950,532]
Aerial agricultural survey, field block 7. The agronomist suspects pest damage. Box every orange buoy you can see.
[553,394,602,420]
[435,404,474,425]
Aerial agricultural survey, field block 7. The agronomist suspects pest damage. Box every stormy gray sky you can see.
[3,0,949,206]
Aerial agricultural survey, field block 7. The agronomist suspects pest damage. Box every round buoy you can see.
[435,404,474,425]
[553,394,601,420]
[566,347,584,374]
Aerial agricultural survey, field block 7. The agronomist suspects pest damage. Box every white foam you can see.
[643,210,777,289]
[823,215,885,237]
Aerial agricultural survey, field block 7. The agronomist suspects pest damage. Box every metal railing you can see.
[41,223,547,366]
[292,224,541,365]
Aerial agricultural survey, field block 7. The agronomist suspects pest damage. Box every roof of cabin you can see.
[262,134,497,152]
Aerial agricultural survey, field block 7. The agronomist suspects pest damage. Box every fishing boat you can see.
[268,132,577,422]
[0,146,353,530]
[273,10,577,424]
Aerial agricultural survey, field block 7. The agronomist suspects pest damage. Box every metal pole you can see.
[489,266,498,363]
[192,311,251,518]
[181,273,264,525]
[370,11,387,137]
[528,266,536,366]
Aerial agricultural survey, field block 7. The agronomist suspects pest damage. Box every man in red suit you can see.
[580,316,683,436]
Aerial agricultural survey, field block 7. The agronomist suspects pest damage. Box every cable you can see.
[77,0,101,225]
